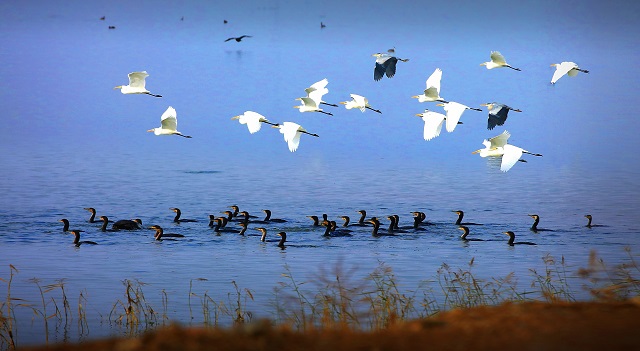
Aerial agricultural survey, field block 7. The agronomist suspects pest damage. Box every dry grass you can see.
[2,249,640,350]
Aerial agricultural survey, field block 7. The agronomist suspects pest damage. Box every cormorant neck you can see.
[323,224,331,237]
[358,211,366,224]
[278,233,286,247]
[531,217,539,230]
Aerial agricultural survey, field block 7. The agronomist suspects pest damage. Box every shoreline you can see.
[23,300,640,351]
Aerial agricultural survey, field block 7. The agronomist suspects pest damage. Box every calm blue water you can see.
[1,0,640,346]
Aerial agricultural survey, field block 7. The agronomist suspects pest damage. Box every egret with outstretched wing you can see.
[550,62,589,84]
[480,51,520,71]
[412,68,446,102]
[273,122,319,152]
[231,111,277,134]
[340,94,381,113]
[437,101,482,132]
[114,71,162,97]
[147,106,191,138]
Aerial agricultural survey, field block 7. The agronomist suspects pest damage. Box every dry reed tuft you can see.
[1,250,639,349]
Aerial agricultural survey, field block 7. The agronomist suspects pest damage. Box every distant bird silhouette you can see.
[452,210,482,226]
[99,216,119,232]
[224,19,228,24]
[71,230,97,247]
[59,219,70,232]
[584,214,605,228]
[528,214,553,232]
[171,208,197,223]
[108,26,116,29]
[100,16,105,20]
[113,219,143,230]
[225,35,252,42]
[459,226,484,241]
[320,22,326,28]
[276,232,287,248]
[84,207,99,223]
[504,231,536,246]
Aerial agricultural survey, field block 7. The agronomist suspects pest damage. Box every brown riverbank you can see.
[25,300,640,351]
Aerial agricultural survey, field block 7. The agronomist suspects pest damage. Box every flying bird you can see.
[437,101,482,133]
[231,111,278,134]
[473,131,542,172]
[114,71,162,97]
[303,79,338,107]
[372,49,409,81]
[550,62,589,84]
[481,102,522,130]
[472,130,510,157]
[412,68,447,103]
[480,51,521,71]
[225,35,252,42]
[340,94,381,113]
[147,106,192,138]
[415,109,446,141]
[273,122,319,152]
[294,97,333,116]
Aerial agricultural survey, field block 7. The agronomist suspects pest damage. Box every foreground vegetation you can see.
[1,249,639,350]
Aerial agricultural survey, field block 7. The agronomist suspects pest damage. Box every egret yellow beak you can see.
[436,103,444,106]
[471,149,482,154]
[113,85,122,90]
[147,129,154,133]
[411,95,419,99]
[231,115,241,120]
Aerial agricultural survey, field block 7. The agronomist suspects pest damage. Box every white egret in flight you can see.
[412,68,447,103]
[272,122,319,152]
[231,111,278,134]
[147,106,192,138]
[437,101,482,133]
[294,96,333,116]
[114,71,162,97]
[473,130,510,157]
[372,49,409,81]
[340,94,381,113]
[473,131,542,172]
[550,62,589,84]
[480,51,521,71]
[480,102,522,130]
[303,79,338,107]
[415,109,446,141]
